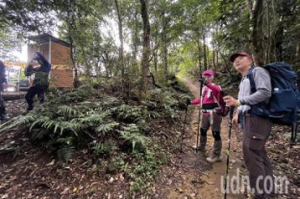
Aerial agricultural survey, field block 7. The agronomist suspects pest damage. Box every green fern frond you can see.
[31,129,49,140]
[118,124,149,152]
[56,137,74,145]
[121,124,140,134]
[0,114,37,132]
[96,122,119,135]
[120,131,148,152]
[112,105,143,120]
[91,142,111,156]
[57,146,75,163]
[58,121,79,136]
[177,93,189,100]
[57,105,81,117]
[67,121,86,132]
[101,96,120,107]
[163,95,178,106]
[40,117,57,129]
[77,112,109,124]
[146,111,161,119]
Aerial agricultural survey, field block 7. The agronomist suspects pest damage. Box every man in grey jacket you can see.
[224,53,275,199]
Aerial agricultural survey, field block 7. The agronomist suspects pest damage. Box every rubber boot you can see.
[198,136,207,152]
[193,129,207,151]
[0,97,7,121]
[206,140,222,163]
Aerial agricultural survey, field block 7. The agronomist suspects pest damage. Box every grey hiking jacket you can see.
[237,67,272,114]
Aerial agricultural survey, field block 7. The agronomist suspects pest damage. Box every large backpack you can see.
[247,62,300,144]
[213,90,230,117]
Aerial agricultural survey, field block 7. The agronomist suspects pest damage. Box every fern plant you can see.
[111,104,143,122]
[57,105,82,117]
[119,124,148,152]
[95,121,119,135]
[57,146,75,163]
[91,142,113,157]
[0,79,189,167]
[0,114,37,132]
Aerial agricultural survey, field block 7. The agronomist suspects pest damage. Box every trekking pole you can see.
[196,79,204,153]
[181,106,188,152]
[224,106,235,199]
[291,110,299,145]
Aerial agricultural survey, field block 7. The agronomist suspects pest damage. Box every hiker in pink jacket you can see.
[187,70,223,163]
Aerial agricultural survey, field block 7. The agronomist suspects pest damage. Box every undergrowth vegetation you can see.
[0,77,190,194]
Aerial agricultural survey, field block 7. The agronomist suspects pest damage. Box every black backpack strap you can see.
[246,67,270,118]
[246,67,256,93]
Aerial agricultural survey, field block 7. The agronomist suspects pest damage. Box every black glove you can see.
[186,98,191,105]
[199,79,208,86]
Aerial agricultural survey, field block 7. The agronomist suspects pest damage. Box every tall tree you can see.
[161,7,169,81]
[114,0,125,79]
[251,0,265,65]
[139,0,151,99]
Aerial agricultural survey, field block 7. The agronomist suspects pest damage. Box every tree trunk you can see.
[132,6,138,66]
[216,50,219,69]
[139,0,151,99]
[202,33,207,70]
[266,0,271,63]
[80,45,91,76]
[197,39,202,76]
[247,0,254,18]
[65,3,79,87]
[206,45,209,68]
[219,50,231,74]
[251,0,265,66]
[161,10,168,82]
[114,0,125,91]
[68,35,79,88]
[296,42,300,71]
[212,50,216,71]
[153,43,158,72]
[274,25,284,61]
[163,43,168,81]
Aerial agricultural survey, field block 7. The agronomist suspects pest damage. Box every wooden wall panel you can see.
[51,69,74,88]
[51,42,72,67]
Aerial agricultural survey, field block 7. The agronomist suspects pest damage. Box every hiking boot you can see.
[27,105,33,112]
[206,153,222,163]
[0,114,9,121]
[198,135,207,151]
[206,140,222,163]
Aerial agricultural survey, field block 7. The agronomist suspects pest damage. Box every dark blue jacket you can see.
[0,61,7,92]
[25,52,51,87]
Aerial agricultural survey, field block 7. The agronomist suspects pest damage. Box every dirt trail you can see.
[156,78,246,199]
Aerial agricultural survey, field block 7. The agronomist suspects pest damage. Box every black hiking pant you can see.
[0,91,6,120]
[242,114,275,199]
[25,86,46,111]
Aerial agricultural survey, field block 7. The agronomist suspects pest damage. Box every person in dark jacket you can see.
[0,61,7,121]
[25,52,51,111]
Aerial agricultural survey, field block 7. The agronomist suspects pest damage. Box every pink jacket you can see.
[191,83,222,114]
